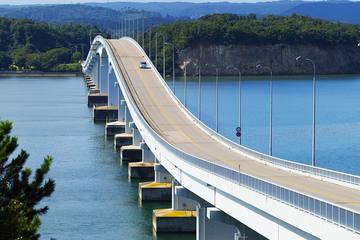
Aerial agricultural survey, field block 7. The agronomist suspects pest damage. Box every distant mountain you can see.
[283,2,360,25]
[88,1,303,19]
[0,4,176,32]
[88,1,360,25]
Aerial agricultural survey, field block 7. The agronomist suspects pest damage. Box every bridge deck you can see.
[108,38,360,213]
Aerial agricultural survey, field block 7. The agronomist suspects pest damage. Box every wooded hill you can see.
[0,17,106,71]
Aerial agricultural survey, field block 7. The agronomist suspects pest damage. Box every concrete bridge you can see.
[82,36,360,239]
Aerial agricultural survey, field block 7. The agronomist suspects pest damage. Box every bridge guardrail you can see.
[84,36,360,236]
[183,153,360,235]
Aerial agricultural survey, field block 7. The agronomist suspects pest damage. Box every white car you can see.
[139,60,149,69]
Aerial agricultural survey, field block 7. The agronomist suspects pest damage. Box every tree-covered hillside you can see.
[149,14,360,50]
[0,17,106,72]
[0,4,176,33]
[143,14,360,76]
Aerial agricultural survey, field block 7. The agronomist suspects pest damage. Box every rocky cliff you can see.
[177,44,360,75]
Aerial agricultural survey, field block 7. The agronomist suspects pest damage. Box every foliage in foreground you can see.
[0,120,55,240]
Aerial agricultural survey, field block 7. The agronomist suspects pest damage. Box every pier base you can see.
[139,182,172,201]
[114,133,132,150]
[105,121,125,136]
[120,145,142,163]
[89,89,100,94]
[128,162,156,179]
[152,209,196,233]
[93,105,118,122]
[88,93,108,107]
[87,81,96,90]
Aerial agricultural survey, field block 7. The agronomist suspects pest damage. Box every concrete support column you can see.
[99,56,108,93]
[141,142,155,163]
[152,184,197,234]
[130,122,142,146]
[197,206,206,240]
[91,56,99,86]
[154,164,172,183]
[118,90,125,121]
[108,67,118,106]
[206,209,242,240]
[124,104,133,134]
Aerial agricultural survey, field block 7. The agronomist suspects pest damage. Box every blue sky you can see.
[0,0,284,5]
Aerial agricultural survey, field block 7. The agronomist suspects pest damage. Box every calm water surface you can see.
[1,74,360,239]
[0,76,194,240]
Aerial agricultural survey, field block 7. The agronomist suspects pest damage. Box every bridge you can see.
[82,36,360,239]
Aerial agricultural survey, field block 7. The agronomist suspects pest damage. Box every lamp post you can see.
[256,64,273,156]
[184,62,188,107]
[198,67,201,120]
[296,56,317,166]
[148,28,152,59]
[155,33,158,68]
[163,35,166,80]
[136,18,139,42]
[215,68,219,133]
[164,42,175,93]
[205,63,219,133]
[142,15,145,47]
[228,66,243,145]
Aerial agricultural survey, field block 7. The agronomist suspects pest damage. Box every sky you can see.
[0,0,300,5]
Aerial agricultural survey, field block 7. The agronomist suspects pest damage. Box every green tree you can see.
[0,52,12,70]
[0,120,55,240]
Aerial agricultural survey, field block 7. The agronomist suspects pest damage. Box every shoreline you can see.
[0,71,83,77]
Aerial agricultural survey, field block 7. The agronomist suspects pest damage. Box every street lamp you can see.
[227,66,243,145]
[164,42,175,93]
[148,27,152,59]
[296,56,317,166]
[142,15,145,47]
[205,63,219,133]
[163,35,166,80]
[256,64,273,156]
[184,62,189,107]
[198,66,201,120]
[155,33,158,68]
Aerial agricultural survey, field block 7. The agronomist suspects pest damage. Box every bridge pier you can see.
[114,103,133,150]
[99,52,108,94]
[105,120,125,137]
[120,122,142,162]
[88,93,108,107]
[138,164,172,202]
[152,184,197,234]
[108,64,118,106]
[93,105,118,122]
[128,142,156,179]
[84,75,100,94]
[105,94,126,137]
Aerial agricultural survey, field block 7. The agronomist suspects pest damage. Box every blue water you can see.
[1,74,360,239]
[0,76,193,240]
[167,74,360,176]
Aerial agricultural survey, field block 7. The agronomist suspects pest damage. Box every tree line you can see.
[0,17,106,72]
[143,14,360,75]
[149,14,360,49]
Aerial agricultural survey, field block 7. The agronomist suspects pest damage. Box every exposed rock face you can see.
[177,44,360,75]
